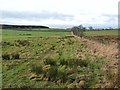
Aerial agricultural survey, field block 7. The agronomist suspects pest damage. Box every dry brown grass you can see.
[73,35,119,88]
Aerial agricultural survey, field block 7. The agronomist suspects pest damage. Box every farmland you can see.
[2,29,119,88]
[84,30,118,36]
[2,29,70,40]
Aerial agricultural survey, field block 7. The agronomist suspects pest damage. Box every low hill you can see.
[0,24,49,29]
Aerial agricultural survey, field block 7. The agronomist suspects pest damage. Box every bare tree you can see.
[89,26,93,30]
[71,25,85,38]
[78,25,84,29]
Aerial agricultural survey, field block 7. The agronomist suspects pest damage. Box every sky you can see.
[0,0,119,28]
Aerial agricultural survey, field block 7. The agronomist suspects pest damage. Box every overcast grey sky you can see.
[0,0,119,28]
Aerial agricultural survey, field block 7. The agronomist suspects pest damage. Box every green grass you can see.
[2,36,105,88]
[2,29,71,40]
[2,28,112,88]
[2,29,118,41]
[85,30,118,36]
[32,28,66,30]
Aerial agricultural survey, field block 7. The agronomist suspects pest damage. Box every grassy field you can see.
[2,29,118,41]
[32,28,66,31]
[2,29,71,40]
[1,29,118,88]
[2,36,105,88]
[84,30,118,36]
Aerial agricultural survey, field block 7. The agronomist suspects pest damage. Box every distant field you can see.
[32,28,66,31]
[2,29,71,40]
[2,29,119,40]
[85,30,118,36]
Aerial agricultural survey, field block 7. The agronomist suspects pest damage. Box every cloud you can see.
[0,0,118,28]
[0,10,118,28]
[101,14,117,22]
[1,10,74,21]
[102,14,117,17]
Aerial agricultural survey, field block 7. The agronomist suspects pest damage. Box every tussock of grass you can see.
[2,36,108,88]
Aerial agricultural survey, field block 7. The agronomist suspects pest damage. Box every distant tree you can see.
[78,25,84,29]
[109,27,113,30]
[83,27,86,30]
[89,26,93,30]
[71,25,85,38]
[71,26,80,36]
